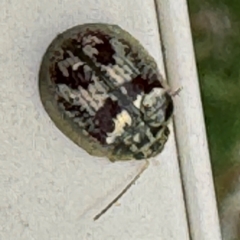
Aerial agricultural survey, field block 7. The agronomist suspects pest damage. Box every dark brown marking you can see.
[164,94,174,121]
[53,61,93,90]
[57,96,88,118]
[94,98,122,133]
[81,30,116,65]
[88,98,122,144]
[123,75,163,102]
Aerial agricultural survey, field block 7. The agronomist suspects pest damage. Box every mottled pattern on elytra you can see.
[40,24,173,161]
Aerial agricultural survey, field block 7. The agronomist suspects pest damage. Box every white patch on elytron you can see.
[106,110,132,144]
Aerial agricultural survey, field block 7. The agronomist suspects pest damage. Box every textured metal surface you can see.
[39,23,173,161]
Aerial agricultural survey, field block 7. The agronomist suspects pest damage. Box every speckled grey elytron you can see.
[39,23,173,161]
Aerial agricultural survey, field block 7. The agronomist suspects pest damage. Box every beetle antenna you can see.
[169,87,183,97]
[93,160,150,221]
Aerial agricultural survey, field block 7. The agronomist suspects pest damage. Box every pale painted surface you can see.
[0,0,220,239]
[156,0,222,239]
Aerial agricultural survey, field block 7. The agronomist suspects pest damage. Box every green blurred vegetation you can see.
[188,0,240,200]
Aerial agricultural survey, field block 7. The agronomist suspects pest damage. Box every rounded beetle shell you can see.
[39,23,173,161]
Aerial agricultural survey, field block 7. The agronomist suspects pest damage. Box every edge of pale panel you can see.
[155,0,222,239]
